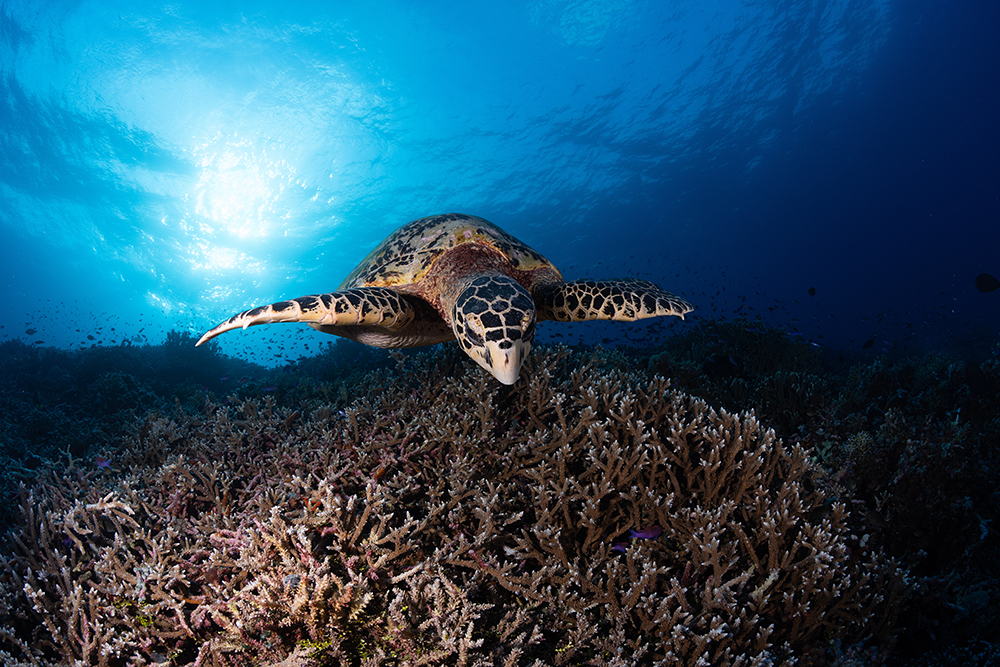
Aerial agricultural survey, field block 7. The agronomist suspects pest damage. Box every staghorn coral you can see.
[722,370,831,436]
[0,334,268,533]
[0,347,908,666]
[776,350,1000,664]
[841,431,890,486]
[645,320,830,436]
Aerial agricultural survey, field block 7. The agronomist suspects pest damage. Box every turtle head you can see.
[451,274,535,385]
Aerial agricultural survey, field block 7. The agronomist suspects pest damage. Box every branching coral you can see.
[0,347,909,666]
[645,320,830,436]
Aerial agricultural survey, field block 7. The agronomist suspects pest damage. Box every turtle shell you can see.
[339,213,561,290]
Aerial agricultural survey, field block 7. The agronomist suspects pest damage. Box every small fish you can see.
[25,328,36,335]
[975,273,1000,293]
[628,526,662,540]
[862,338,875,350]
[808,287,816,297]
[94,456,112,469]
[263,385,277,392]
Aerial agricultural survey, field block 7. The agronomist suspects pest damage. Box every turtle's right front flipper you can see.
[195,287,416,346]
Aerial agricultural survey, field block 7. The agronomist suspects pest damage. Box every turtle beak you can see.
[478,339,530,385]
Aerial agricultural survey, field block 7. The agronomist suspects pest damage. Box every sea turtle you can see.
[196,213,693,384]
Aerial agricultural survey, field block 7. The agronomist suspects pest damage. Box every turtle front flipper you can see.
[537,279,693,323]
[196,287,417,346]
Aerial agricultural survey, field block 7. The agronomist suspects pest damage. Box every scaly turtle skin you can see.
[197,213,693,384]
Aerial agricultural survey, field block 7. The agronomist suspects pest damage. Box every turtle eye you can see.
[466,312,485,336]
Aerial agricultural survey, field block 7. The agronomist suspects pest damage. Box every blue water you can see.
[2,0,998,365]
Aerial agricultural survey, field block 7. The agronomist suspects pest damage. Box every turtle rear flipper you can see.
[537,279,693,323]
[195,287,417,346]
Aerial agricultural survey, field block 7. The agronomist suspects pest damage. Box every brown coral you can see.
[0,347,908,666]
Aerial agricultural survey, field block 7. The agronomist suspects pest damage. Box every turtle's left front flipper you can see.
[537,279,693,322]
[195,288,416,346]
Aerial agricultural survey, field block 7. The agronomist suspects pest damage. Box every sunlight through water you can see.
[189,131,297,240]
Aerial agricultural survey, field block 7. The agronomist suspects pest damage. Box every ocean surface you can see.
[2,0,997,362]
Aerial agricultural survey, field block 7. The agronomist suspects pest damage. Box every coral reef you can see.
[811,355,1000,663]
[0,347,907,666]
[3,321,998,666]
[646,321,1000,665]
[0,335,389,531]
[646,318,830,436]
